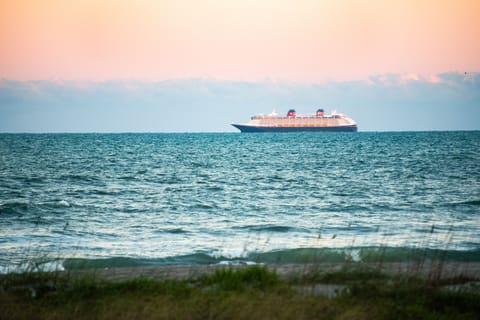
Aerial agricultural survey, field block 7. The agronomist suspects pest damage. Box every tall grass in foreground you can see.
[2,220,479,319]
[1,265,479,319]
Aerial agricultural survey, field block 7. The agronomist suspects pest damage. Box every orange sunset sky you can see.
[1,0,479,81]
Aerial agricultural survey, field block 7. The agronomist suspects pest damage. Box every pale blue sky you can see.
[1,72,479,132]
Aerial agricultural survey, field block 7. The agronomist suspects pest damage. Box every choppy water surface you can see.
[1,132,479,272]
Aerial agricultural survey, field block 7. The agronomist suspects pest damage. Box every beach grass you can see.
[1,265,479,319]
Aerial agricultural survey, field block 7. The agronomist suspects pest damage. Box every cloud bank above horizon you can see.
[1,72,479,132]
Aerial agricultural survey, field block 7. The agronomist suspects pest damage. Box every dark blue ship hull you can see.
[232,124,358,132]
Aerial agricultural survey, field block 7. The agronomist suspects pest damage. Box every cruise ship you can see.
[232,109,358,132]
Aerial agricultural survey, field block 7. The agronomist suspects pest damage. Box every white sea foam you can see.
[349,249,362,262]
[58,200,70,207]
[0,260,65,274]
[217,260,259,266]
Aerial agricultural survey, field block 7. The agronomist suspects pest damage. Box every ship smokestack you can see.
[316,108,324,117]
[287,109,296,117]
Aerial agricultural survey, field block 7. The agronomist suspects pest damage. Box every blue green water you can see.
[1,132,479,272]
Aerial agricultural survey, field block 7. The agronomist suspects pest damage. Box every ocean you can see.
[1,132,479,273]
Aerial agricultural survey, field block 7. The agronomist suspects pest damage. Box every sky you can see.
[0,0,479,132]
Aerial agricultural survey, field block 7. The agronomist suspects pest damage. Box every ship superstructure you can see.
[232,109,357,132]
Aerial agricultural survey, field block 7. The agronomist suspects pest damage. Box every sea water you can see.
[1,132,479,272]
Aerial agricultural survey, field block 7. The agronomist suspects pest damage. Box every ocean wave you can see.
[16,176,46,184]
[235,225,310,233]
[234,247,480,265]
[450,200,480,206]
[0,201,31,215]
[40,199,73,209]
[61,253,220,270]
[0,259,65,274]
[189,202,218,210]
[0,199,79,217]
[155,228,190,234]
[60,174,100,183]
[2,247,477,274]
[119,175,137,181]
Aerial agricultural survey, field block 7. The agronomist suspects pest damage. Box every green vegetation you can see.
[1,265,479,319]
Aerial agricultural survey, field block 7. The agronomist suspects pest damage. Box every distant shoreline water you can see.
[1,130,480,134]
[1,132,479,273]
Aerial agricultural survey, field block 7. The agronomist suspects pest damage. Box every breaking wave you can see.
[2,247,479,274]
